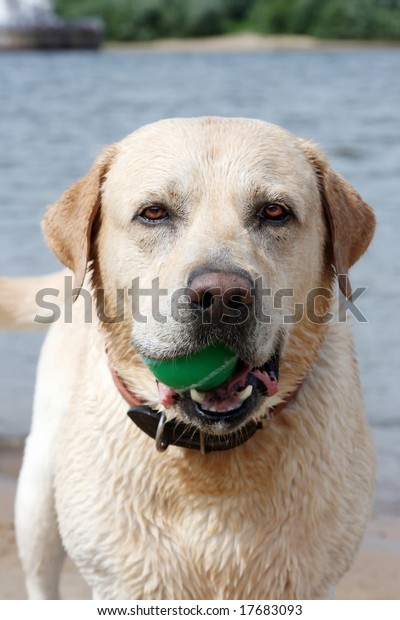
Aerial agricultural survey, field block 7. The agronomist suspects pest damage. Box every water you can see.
[0,48,399,514]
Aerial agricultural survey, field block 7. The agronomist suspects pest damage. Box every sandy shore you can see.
[106,32,400,53]
[1,440,399,600]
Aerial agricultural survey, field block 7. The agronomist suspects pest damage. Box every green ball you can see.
[141,342,239,392]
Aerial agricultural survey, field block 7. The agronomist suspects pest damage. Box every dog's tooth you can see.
[237,385,253,401]
[190,388,205,404]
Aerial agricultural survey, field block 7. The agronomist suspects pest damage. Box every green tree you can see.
[54,0,400,40]
[247,0,400,38]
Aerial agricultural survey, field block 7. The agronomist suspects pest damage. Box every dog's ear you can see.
[43,145,117,296]
[300,140,376,298]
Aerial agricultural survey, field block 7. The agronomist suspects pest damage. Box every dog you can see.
[1,117,376,599]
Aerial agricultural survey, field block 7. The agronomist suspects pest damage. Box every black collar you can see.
[109,363,301,454]
[127,405,262,454]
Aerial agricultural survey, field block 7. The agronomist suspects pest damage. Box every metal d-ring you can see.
[155,411,168,452]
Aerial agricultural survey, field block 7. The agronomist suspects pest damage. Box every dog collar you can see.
[110,365,301,454]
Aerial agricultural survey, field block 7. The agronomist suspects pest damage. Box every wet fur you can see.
[2,117,376,599]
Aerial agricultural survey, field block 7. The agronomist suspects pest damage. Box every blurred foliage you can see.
[54,0,400,40]
[247,0,400,39]
[54,0,252,40]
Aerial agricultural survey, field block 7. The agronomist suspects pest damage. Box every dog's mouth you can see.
[157,354,279,431]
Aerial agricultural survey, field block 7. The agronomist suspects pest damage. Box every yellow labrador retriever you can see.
[3,117,376,599]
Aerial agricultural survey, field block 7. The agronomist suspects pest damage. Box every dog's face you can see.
[43,117,375,434]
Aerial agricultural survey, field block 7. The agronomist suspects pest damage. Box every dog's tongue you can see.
[251,369,279,396]
[157,365,279,408]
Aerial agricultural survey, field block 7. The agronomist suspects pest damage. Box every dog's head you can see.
[43,117,375,435]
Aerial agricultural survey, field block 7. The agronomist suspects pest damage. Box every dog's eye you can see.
[139,205,169,222]
[259,204,290,223]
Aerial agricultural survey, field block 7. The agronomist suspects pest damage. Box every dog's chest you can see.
[56,424,293,599]
[163,496,282,599]
[107,487,283,599]
[117,447,285,598]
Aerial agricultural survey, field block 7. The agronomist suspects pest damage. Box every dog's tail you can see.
[0,271,67,330]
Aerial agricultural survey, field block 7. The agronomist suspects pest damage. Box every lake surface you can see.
[0,48,399,514]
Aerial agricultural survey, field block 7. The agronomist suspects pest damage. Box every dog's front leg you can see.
[15,431,66,599]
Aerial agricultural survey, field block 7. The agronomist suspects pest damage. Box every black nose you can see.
[186,270,253,323]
